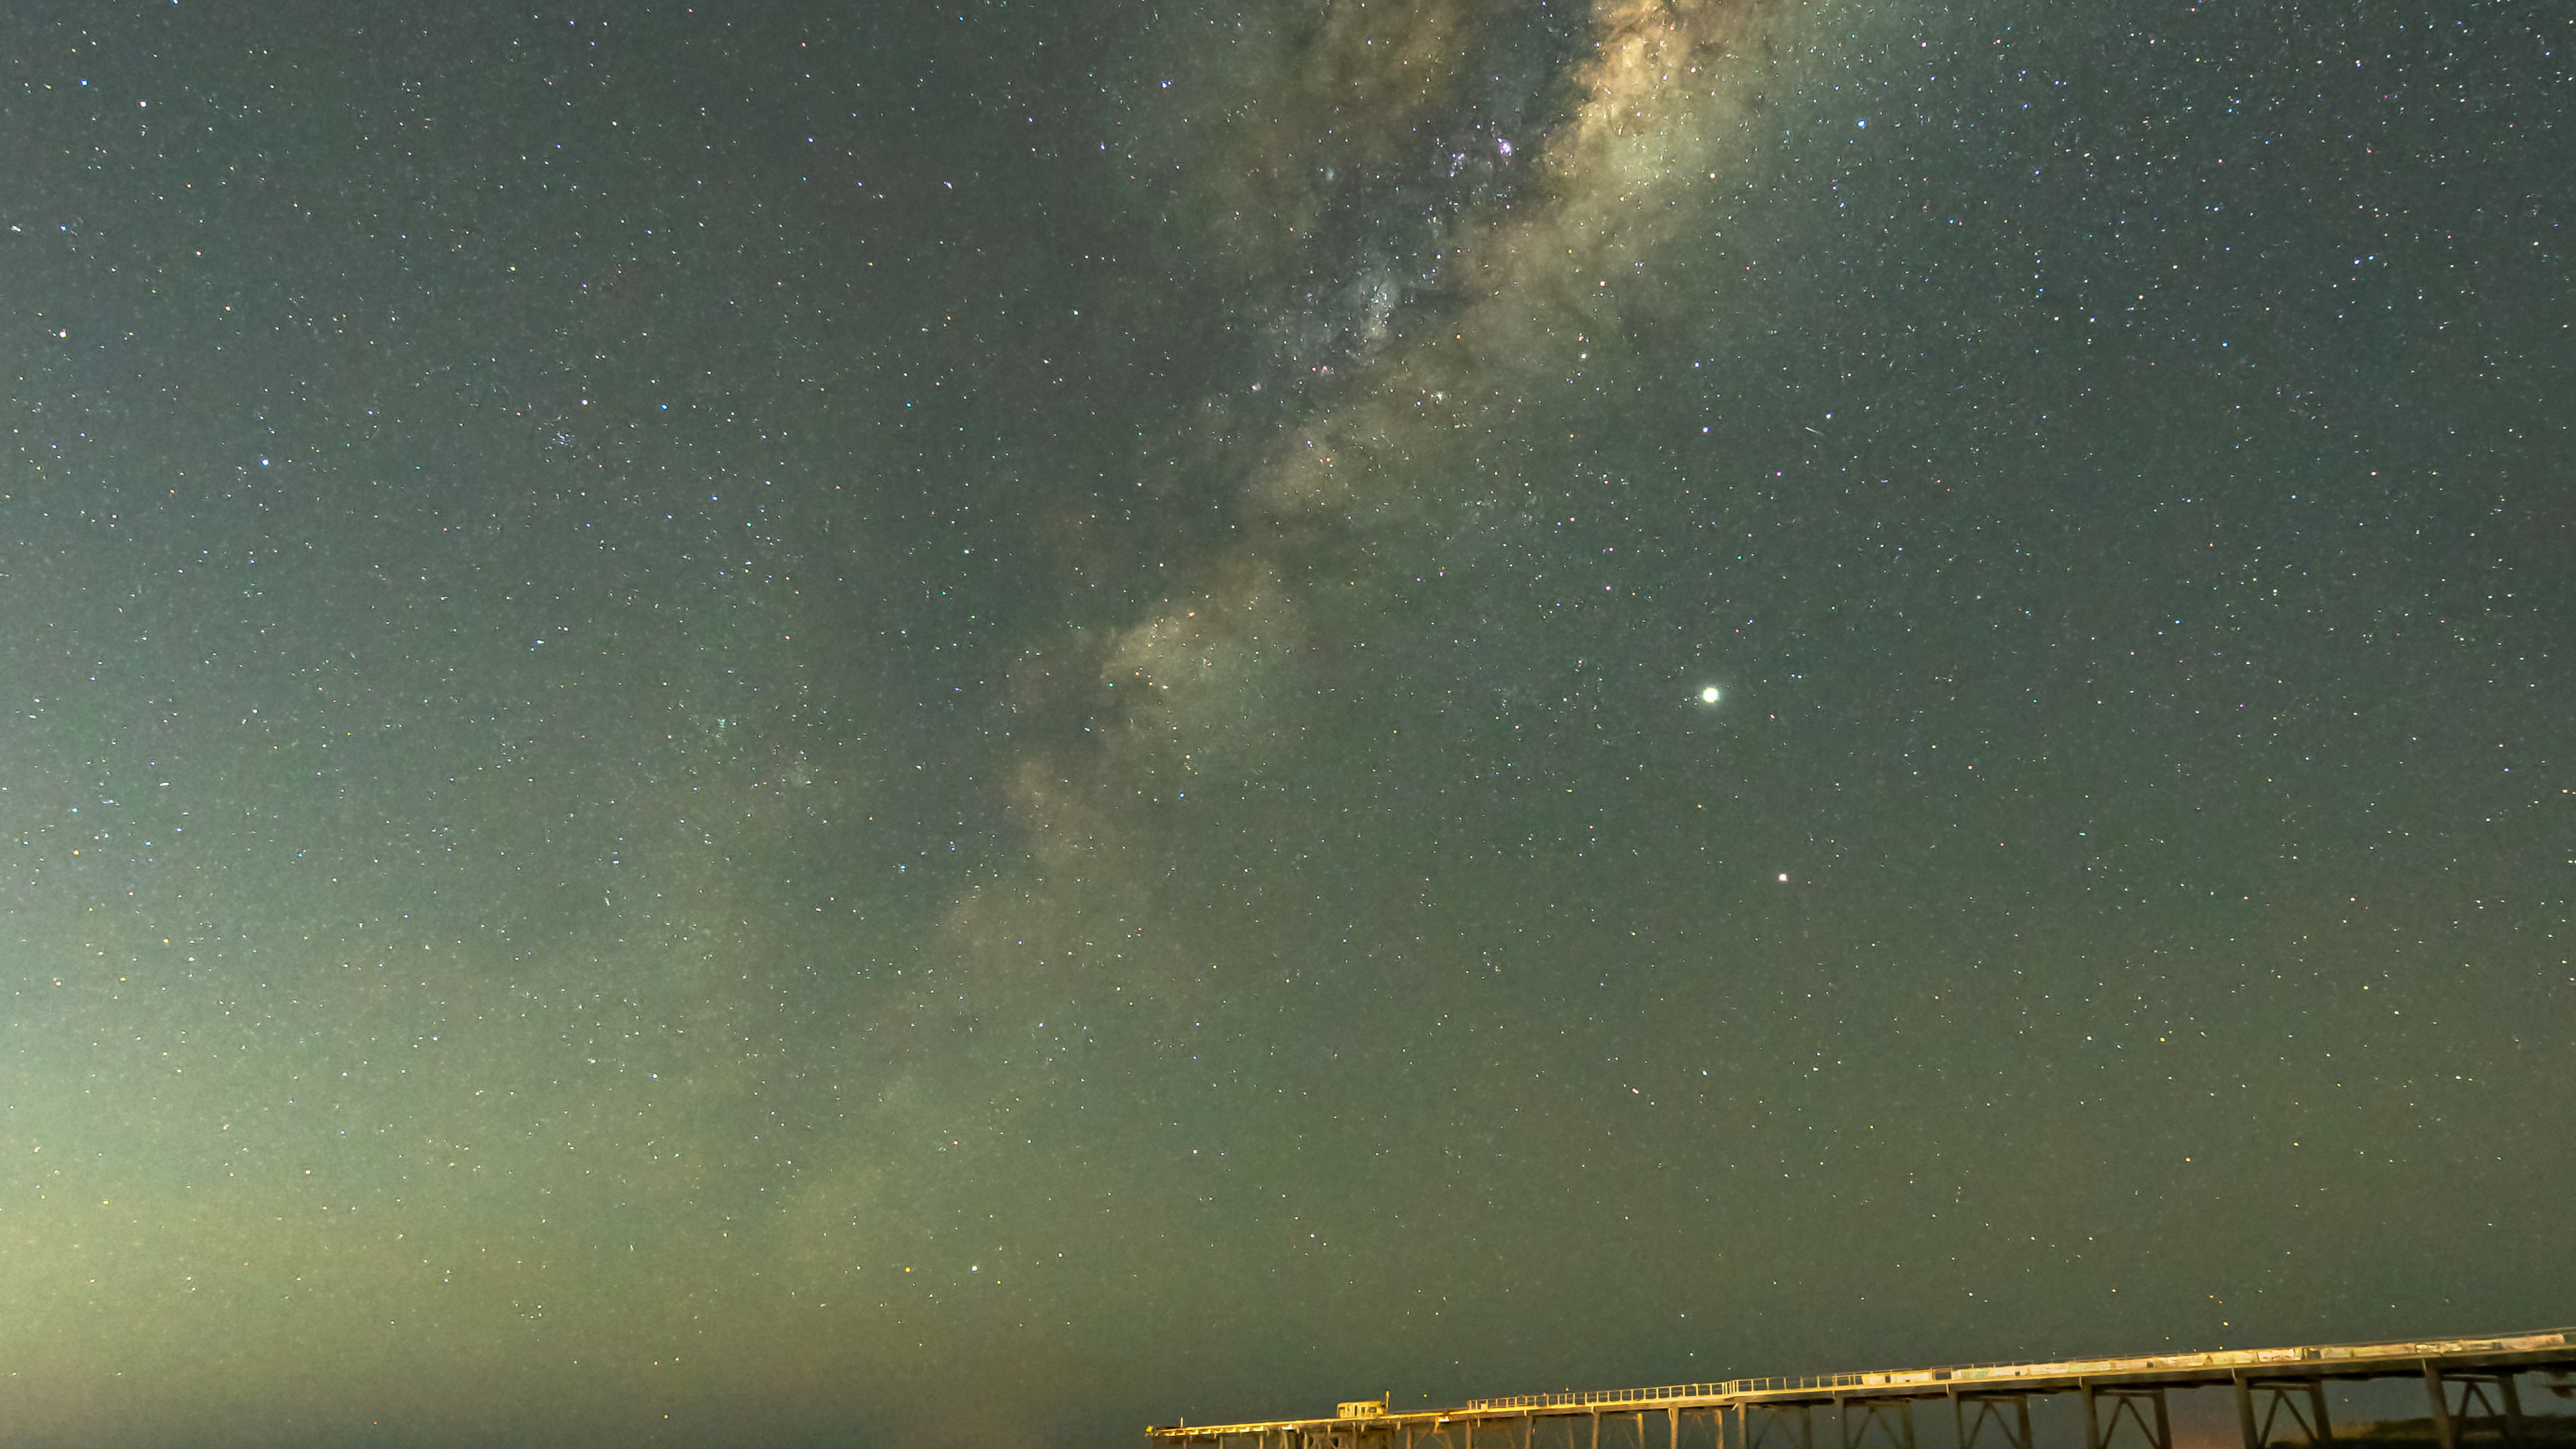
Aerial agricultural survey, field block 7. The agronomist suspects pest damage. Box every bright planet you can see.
[1700,686,1722,704]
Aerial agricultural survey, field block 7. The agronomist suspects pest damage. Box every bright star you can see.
[1698,686,1721,704]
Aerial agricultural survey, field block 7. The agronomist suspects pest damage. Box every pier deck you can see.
[1148,1327,2576,1449]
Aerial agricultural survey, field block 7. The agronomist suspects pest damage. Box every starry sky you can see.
[1,1,2568,1446]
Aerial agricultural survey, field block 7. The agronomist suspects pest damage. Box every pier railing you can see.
[1459,1329,2570,1412]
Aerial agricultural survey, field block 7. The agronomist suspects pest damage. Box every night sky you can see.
[2,1,2568,1446]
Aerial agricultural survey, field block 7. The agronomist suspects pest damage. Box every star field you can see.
[1,3,2567,1448]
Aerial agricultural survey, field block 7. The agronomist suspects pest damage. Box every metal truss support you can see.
[1745,1402,1818,1449]
[2232,1372,2334,1449]
[2423,1363,2528,1449]
[1950,1390,2035,1449]
[2079,1381,2173,1449]
[1836,1396,1917,1449]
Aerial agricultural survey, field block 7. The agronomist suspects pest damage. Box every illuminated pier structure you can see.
[1148,1327,2574,1449]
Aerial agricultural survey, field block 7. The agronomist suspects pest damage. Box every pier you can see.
[1147,1327,2574,1449]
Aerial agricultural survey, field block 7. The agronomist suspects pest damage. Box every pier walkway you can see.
[1146,1327,2575,1449]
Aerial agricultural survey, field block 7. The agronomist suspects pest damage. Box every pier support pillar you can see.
[1953,1392,2035,1449]
[1832,1396,1916,1449]
[2423,1365,2527,1449]
[2425,1364,2460,1449]
[2234,1372,2335,1449]
[2079,1382,2171,1449]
